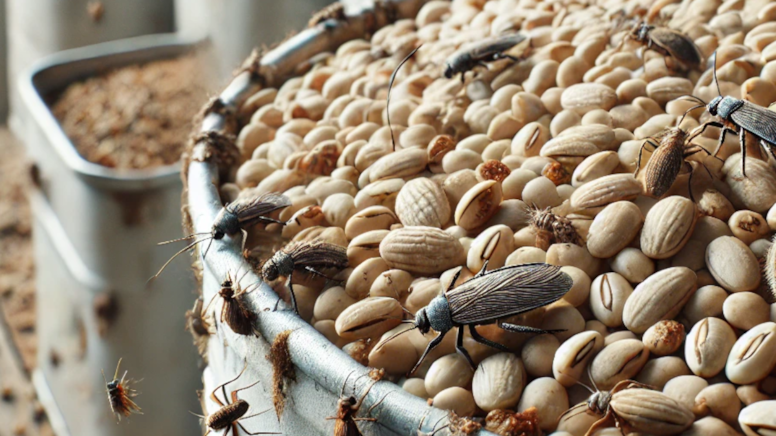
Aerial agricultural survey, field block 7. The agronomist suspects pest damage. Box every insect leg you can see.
[468,324,509,353]
[634,138,658,177]
[685,161,697,203]
[761,139,776,162]
[740,128,748,177]
[213,361,248,407]
[473,260,490,278]
[285,272,299,315]
[236,421,281,435]
[585,413,614,436]
[455,326,476,369]
[303,266,339,281]
[231,378,261,403]
[493,53,520,63]
[410,332,447,376]
[446,267,462,292]
[686,121,724,145]
[498,321,563,335]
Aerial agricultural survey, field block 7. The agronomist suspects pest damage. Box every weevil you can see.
[194,362,279,436]
[559,378,692,436]
[203,270,258,336]
[102,358,142,422]
[682,53,776,177]
[634,124,717,201]
[443,33,528,83]
[327,371,389,436]
[149,192,291,284]
[618,21,703,70]
[387,44,422,151]
[261,240,348,314]
[529,207,584,250]
[377,262,572,375]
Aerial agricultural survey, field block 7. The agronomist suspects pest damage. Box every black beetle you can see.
[682,53,776,176]
[378,262,572,375]
[443,33,528,83]
[619,21,703,70]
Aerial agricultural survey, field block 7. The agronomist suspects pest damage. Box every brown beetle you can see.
[634,125,717,201]
[203,271,258,336]
[196,362,278,436]
[327,371,388,436]
[619,22,703,70]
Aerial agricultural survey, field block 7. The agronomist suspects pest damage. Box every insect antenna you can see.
[147,236,213,286]
[678,104,706,126]
[157,232,211,245]
[189,411,207,419]
[240,407,273,421]
[712,51,721,96]
[400,305,416,318]
[586,364,600,393]
[114,358,123,381]
[373,325,418,352]
[387,44,423,151]
[678,94,707,106]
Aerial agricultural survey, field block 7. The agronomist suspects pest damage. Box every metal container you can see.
[184,2,498,434]
[17,35,202,436]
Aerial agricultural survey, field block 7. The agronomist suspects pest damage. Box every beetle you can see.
[327,371,388,436]
[149,192,291,284]
[682,53,776,177]
[102,358,142,422]
[203,270,258,336]
[618,21,703,70]
[443,33,528,83]
[378,262,572,375]
[261,240,348,314]
[194,362,278,436]
[633,125,717,201]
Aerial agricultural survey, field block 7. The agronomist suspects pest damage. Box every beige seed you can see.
[571,151,620,187]
[587,201,644,258]
[369,269,413,302]
[552,330,604,387]
[522,334,560,378]
[424,353,474,397]
[395,178,451,228]
[369,324,419,375]
[314,286,357,321]
[569,173,642,210]
[682,285,728,325]
[739,400,776,436]
[345,257,389,300]
[472,353,527,411]
[724,154,776,213]
[723,292,770,330]
[379,226,466,275]
[698,189,736,221]
[663,375,709,412]
[609,386,694,434]
[405,278,442,315]
[693,383,740,427]
[467,225,515,273]
[589,339,650,390]
[455,180,503,230]
[636,356,691,390]
[590,272,633,328]
[432,387,476,417]
[640,196,698,259]
[726,322,776,384]
[516,377,569,432]
[541,302,585,342]
[344,206,399,239]
[622,266,697,334]
[334,296,402,341]
[706,236,761,292]
[728,210,770,245]
[347,230,388,266]
[560,83,617,114]
[353,178,404,210]
[646,77,694,105]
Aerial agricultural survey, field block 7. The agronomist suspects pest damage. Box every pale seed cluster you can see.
[216,0,776,434]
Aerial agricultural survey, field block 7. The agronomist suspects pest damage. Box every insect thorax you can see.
[717,97,744,119]
[213,207,240,240]
[265,251,294,281]
[208,399,249,429]
[426,296,454,333]
[588,391,612,414]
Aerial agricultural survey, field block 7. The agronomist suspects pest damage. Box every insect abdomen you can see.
[644,130,685,198]
[207,400,250,430]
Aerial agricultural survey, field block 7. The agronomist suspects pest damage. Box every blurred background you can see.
[0,1,332,435]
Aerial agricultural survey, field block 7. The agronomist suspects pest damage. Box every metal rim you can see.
[184,1,498,434]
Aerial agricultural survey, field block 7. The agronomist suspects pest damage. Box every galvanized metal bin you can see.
[184,1,498,434]
[17,34,202,436]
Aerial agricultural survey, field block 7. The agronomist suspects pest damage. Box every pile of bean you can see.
[219,0,776,434]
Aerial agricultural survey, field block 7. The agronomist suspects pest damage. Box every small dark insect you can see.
[559,379,691,436]
[327,371,388,436]
[444,33,528,83]
[618,21,703,70]
[682,53,776,177]
[529,207,584,250]
[194,362,278,436]
[203,271,258,336]
[149,192,291,284]
[634,125,717,201]
[308,2,346,27]
[267,329,295,419]
[377,262,572,375]
[387,44,423,151]
[1,386,14,402]
[261,240,348,314]
[102,358,142,422]
[186,297,211,358]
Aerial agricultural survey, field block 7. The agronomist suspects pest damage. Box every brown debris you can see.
[479,160,512,183]
[267,329,295,419]
[530,207,584,250]
[542,161,572,185]
[448,412,482,435]
[368,367,385,381]
[484,408,541,436]
[93,292,119,337]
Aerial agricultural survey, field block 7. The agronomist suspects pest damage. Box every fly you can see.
[102,358,142,422]
[376,261,572,375]
[443,33,528,83]
[203,270,258,336]
[149,192,291,284]
[261,240,348,314]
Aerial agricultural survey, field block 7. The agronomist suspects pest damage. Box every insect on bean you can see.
[444,33,529,83]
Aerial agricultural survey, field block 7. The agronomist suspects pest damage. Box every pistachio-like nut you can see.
[466,225,515,273]
[353,178,404,211]
[522,334,561,378]
[589,339,650,390]
[455,180,503,230]
[739,400,776,436]
[570,173,642,210]
[395,178,451,228]
[623,266,697,334]
[641,196,698,259]
[642,320,685,356]
[726,321,776,385]
[369,324,418,375]
[443,169,479,210]
[706,236,761,292]
[636,356,691,390]
[571,151,620,187]
[344,206,399,240]
[472,353,527,412]
[609,387,694,435]
[368,147,429,182]
[345,257,390,300]
[424,353,475,397]
[589,272,634,328]
[313,286,356,322]
[729,210,770,245]
[516,377,569,432]
[561,83,617,114]
[552,330,604,387]
[693,383,740,426]
[347,230,388,266]
[369,269,413,301]
[723,292,770,330]
[587,201,644,258]
[685,317,737,378]
[432,387,476,417]
[334,297,402,341]
[379,226,466,275]
[663,375,709,412]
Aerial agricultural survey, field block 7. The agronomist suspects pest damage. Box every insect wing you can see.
[649,28,703,68]
[284,240,348,269]
[730,101,776,146]
[447,263,572,324]
[229,192,291,223]
[464,33,526,60]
